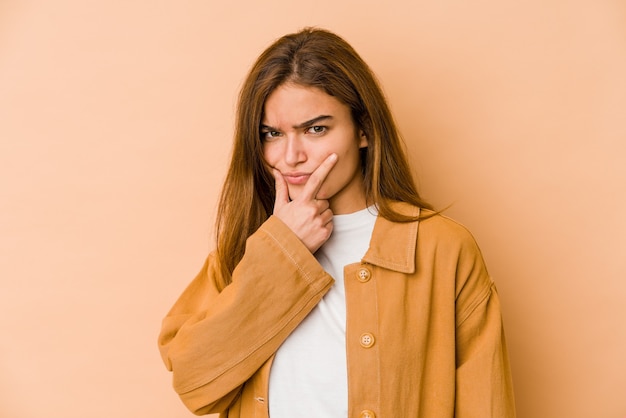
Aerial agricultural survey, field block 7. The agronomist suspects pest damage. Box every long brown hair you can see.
[215,27,432,289]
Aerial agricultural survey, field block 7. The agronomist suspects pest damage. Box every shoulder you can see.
[407,205,486,268]
[419,210,491,287]
[418,209,479,247]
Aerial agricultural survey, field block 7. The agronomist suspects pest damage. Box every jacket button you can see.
[359,333,375,348]
[360,410,376,418]
[357,267,371,282]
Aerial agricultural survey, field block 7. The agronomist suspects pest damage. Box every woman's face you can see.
[261,83,368,214]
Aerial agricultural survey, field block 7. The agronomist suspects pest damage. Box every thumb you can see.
[272,169,289,210]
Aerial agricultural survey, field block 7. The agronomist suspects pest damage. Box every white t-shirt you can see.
[268,206,378,418]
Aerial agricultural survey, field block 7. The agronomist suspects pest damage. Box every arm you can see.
[158,216,334,415]
[454,230,516,417]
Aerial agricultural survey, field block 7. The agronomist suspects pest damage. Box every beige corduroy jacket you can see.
[158,203,516,417]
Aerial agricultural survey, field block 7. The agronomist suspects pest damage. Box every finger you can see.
[302,153,337,200]
[320,207,334,225]
[273,169,290,210]
[315,198,330,214]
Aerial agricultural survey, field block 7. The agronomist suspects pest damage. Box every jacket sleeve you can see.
[453,229,516,417]
[157,216,334,415]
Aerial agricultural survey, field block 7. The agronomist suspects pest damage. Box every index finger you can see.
[302,153,338,200]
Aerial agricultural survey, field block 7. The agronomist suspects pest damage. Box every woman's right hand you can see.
[272,153,337,253]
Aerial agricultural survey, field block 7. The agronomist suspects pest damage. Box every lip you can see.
[282,172,311,185]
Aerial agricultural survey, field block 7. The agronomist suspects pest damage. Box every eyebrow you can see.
[260,115,333,131]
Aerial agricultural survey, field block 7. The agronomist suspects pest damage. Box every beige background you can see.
[1,1,625,417]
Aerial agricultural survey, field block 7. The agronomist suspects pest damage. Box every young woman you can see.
[158,28,515,417]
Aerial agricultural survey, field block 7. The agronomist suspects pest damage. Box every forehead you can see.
[262,83,349,125]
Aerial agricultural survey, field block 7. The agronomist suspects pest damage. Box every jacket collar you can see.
[362,202,421,274]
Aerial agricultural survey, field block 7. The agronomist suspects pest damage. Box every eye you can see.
[261,130,282,141]
[306,126,327,135]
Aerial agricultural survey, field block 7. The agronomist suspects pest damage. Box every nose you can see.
[284,135,307,166]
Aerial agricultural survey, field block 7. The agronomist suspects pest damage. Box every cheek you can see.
[262,144,277,166]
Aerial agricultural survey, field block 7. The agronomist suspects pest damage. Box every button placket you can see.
[345,263,379,418]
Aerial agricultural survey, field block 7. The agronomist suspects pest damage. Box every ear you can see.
[358,130,368,148]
